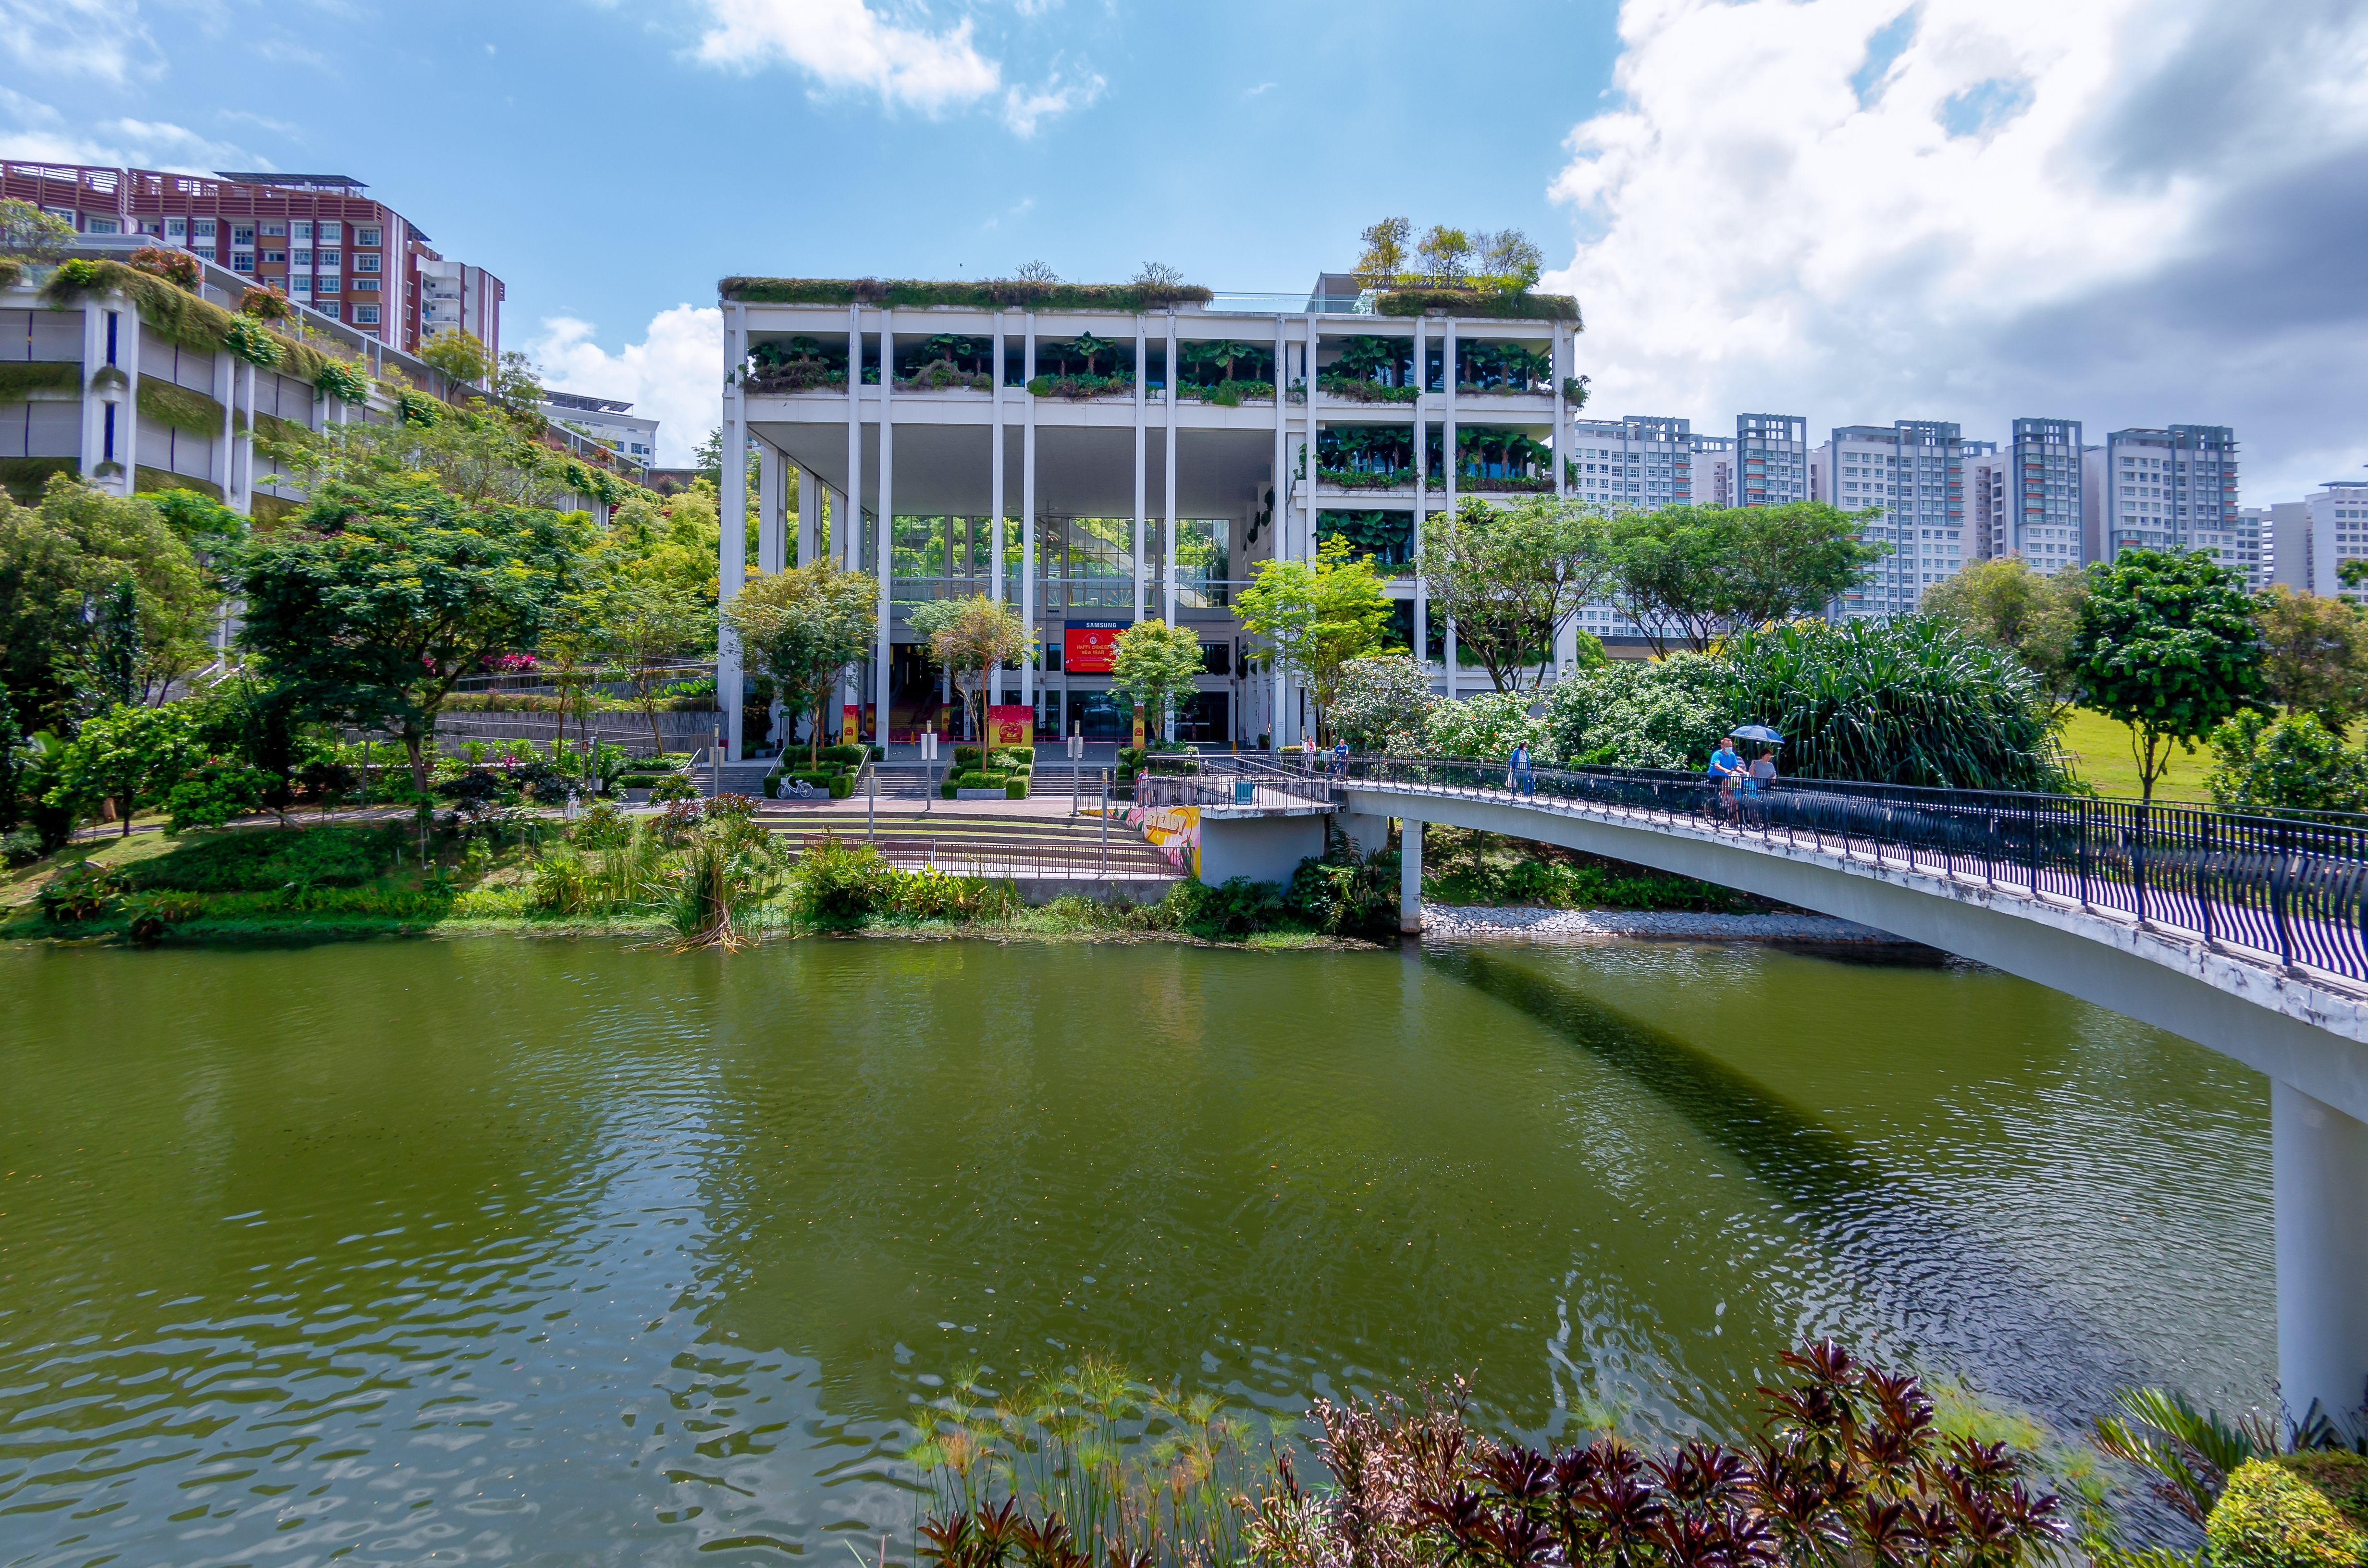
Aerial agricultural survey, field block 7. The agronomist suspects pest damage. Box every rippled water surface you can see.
[0,936,2272,1565]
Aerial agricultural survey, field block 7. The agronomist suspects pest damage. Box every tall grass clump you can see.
[1721,618,2071,793]
[909,1341,2067,1568]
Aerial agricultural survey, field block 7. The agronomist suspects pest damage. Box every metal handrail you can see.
[1342,757,2368,984]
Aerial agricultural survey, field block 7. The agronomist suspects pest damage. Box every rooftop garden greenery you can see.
[896,332,993,391]
[39,258,343,392]
[720,277,1213,312]
[747,335,848,393]
[1318,427,1418,489]
[1316,509,1413,569]
[1456,340,1554,392]
[0,361,80,401]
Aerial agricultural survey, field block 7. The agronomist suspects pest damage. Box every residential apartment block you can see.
[2307,481,2368,605]
[0,162,504,356]
[2255,504,2310,590]
[1567,416,1692,509]
[2002,419,2084,576]
[1688,433,1733,508]
[1735,414,1809,506]
[1813,420,1970,616]
[715,275,1584,755]
[2082,425,2238,563]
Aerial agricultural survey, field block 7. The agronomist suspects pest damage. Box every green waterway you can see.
[0,936,2270,1563]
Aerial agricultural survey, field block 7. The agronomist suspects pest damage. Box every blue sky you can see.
[8,0,2367,499]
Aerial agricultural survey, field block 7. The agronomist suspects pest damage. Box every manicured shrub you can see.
[1004,777,1028,799]
[829,774,854,798]
[2209,1456,2368,1568]
[954,745,984,771]
[126,824,396,892]
[790,837,897,918]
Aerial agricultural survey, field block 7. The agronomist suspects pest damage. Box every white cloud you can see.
[0,90,267,174]
[1002,66,1102,136]
[0,0,161,82]
[1545,0,2368,501]
[531,306,724,470]
[694,0,1002,114]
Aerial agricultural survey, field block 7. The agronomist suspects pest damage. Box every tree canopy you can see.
[2251,585,2368,731]
[2070,549,2264,805]
[909,594,1034,747]
[1109,620,1207,739]
[1420,496,1610,692]
[1918,557,2088,718]
[722,561,877,766]
[1236,535,1393,744]
[231,476,587,789]
[1604,502,1887,654]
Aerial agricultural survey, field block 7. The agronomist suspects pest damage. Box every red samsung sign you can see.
[1062,620,1129,674]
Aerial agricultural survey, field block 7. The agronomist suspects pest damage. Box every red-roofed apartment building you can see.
[0,162,503,357]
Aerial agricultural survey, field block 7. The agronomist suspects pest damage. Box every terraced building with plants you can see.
[712,272,1587,756]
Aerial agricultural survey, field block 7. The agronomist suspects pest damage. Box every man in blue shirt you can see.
[1707,736,1743,819]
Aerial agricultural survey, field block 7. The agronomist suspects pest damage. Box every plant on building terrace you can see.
[748,335,848,393]
[127,245,202,293]
[1449,428,1555,491]
[718,276,1213,311]
[1318,426,1418,489]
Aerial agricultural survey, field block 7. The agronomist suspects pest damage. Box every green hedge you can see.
[2209,1455,2368,1568]
[721,277,1213,312]
[137,377,227,436]
[41,258,330,381]
[818,743,875,765]
[0,361,80,401]
[1375,288,1581,323]
[1,456,77,502]
[136,466,222,501]
[954,770,1008,790]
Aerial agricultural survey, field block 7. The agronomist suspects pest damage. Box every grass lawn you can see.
[2055,708,2214,802]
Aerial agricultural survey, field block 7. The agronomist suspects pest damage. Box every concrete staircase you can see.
[762,808,1177,882]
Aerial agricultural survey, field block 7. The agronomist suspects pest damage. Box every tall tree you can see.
[2070,549,2264,805]
[232,477,585,792]
[43,701,200,836]
[591,575,711,752]
[1919,556,2090,718]
[1353,218,1412,289]
[908,594,1035,751]
[1109,620,1207,740]
[2250,585,2368,731]
[721,560,877,768]
[1420,496,1611,691]
[0,476,208,731]
[1236,535,1393,744]
[1605,503,1886,653]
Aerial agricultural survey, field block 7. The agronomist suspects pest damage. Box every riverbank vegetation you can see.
[903,1338,2080,1568]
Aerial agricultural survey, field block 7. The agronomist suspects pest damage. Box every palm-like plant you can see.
[2091,1387,2279,1526]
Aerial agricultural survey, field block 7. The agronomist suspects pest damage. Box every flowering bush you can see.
[128,245,202,293]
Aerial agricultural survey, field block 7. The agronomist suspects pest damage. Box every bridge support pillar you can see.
[2276,1080,2368,1426]
[1400,818,1423,935]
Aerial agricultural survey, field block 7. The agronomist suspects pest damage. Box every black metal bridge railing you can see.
[1332,757,2368,984]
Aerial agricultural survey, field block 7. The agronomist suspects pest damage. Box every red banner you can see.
[1063,619,1129,674]
[989,705,1035,747]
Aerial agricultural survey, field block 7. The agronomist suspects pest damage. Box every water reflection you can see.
[0,936,2270,1565]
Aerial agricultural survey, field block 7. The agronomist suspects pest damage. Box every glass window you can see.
[292,249,311,267]
[262,249,285,264]
[261,222,285,238]
[233,225,255,246]
[317,249,340,269]
[317,302,340,319]
[354,305,380,325]
[318,221,341,243]
[354,254,380,273]
[357,226,382,247]
[232,254,254,273]
[292,221,312,242]
[194,218,216,238]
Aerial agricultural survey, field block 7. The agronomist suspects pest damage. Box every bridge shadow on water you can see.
[1426,938,2198,1435]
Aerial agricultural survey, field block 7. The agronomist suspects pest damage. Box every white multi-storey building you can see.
[714,274,1581,756]
[1566,415,1693,510]
[2002,418,2083,575]
[1813,420,1970,616]
[2307,480,2368,605]
[2081,425,2239,563]
[1689,433,1733,508]
[541,390,656,479]
[1735,413,1809,506]
[2257,503,2311,591]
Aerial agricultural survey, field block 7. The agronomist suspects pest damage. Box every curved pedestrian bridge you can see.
[1139,755,2368,1420]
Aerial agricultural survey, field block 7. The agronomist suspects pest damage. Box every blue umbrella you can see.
[1729,724,1784,743]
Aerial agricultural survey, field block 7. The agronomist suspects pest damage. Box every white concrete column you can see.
[215,332,236,502]
[992,316,1008,608]
[1412,316,1427,674]
[1133,315,1148,625]
[236,361,255,514]
[2275,1079,2368,1426]
[120,304,141,497]
[1443,314,1459,705]
[719,302,748,759]
[1399,818,1423,934]
[1024,315,1039,723]
[843,309,863,737]
[757,440,785,575]
[79,300,107,485]
[1164,313,1179,631]
[1016,315,1036,720]
[1552,322,1568,500]
[796,466,816,566]
[1269,315,1288,753]
[876,306,895,742]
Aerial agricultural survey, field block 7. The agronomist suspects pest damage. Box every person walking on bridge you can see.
[1707,735,1744,821]
[1509,740,1535,798]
